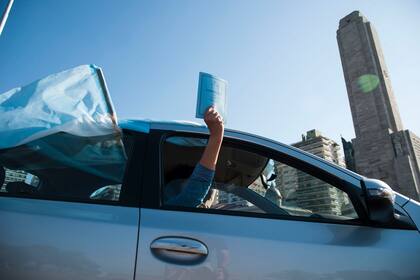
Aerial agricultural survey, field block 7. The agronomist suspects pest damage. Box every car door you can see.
[0,130,146,280]
[135,130,420,280]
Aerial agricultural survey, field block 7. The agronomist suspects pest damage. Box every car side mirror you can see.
[364,178,395,225]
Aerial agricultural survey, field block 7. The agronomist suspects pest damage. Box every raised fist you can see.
[204,107,224,136]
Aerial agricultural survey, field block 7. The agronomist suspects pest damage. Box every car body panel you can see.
[403,199,420,232]
[0,197,139,280]
[395,193,410,207]
[135,208,420,280]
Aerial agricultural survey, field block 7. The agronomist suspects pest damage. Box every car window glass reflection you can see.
[163,136,358,221]
[0,168,39,194]
[0,132,130,202]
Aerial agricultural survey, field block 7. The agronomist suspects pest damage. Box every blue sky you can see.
[1,0,419,145]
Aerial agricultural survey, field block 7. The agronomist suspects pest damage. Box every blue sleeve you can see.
[166,163,215,207]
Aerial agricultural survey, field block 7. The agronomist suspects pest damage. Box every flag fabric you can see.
[0,64,118,149]
[0,65,125,183]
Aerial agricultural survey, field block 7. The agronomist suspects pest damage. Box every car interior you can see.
[164,137,267,187]
[163,136,291,214]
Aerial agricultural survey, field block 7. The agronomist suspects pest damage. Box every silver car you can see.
[1,65,419,279]
[1,119,419,280]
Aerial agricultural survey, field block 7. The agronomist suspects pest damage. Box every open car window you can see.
[162,136,359,221]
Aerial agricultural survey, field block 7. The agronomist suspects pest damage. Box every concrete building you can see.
[275,130,352,216]
[1,168,40,192]
[337,11,420,200]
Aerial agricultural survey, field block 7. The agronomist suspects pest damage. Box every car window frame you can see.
[155,130,370,227]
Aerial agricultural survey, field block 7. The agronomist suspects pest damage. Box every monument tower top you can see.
[339,11,368,28]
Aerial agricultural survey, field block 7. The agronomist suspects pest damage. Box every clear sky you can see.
[1,0,419,145]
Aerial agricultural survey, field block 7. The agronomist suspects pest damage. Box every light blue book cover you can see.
[196,72,228,123]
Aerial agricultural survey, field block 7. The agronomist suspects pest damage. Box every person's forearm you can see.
[166,164,215,207]
[199,131,223,170]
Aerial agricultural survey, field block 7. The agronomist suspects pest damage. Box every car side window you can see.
[0,132,132,203]
[162,135,358,221]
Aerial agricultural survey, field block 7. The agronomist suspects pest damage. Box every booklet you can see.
[195,72,227,123]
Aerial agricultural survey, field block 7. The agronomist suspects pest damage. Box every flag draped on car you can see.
[0,64,119,149]
[0,65,126,183]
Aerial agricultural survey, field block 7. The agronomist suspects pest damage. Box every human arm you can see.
[199,107,224,170]
[165,107,224,207]
[166,163,215,206]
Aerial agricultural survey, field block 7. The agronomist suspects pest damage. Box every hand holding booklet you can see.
[196,72,227,123]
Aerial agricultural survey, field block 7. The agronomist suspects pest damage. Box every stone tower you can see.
[337,11,420,200]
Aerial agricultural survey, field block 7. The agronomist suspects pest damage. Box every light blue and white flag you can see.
[0,64,119,149]
[0,65,125,183]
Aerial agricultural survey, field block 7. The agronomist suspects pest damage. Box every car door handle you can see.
[150,237,208,265]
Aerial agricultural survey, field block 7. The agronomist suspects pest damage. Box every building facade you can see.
[337,11,420,200]
[1,168,28,191]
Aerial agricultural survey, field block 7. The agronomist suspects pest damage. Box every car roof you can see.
[119,119,204,133]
